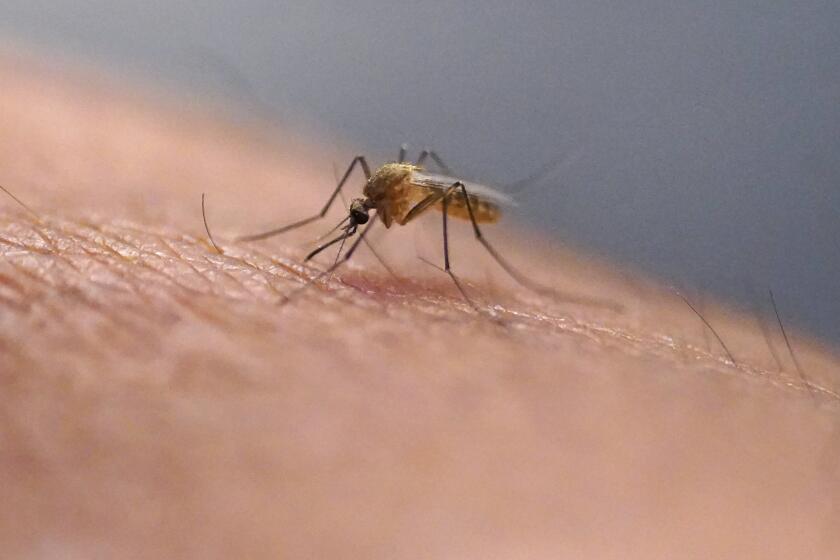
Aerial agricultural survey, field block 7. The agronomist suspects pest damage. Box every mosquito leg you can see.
[415,149,453,174]
[360,237,398,279]
[398,144,408,163]
[449,180,532,289]
[439,193,482,313]
[402,192,444,224]
[235,155,371,242]
[446,181,622,311]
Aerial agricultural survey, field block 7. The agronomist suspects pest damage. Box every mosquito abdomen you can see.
[435,196,501,224]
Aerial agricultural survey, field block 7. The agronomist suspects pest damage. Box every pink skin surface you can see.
[0,52,838,559]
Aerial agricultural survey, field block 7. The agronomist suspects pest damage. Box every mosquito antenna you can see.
[0,183,40,220]
[201,193,224,254]
[768,289,815,399]
[674,289,737,365]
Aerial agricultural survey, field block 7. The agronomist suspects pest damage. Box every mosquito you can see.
[206,147,616,312]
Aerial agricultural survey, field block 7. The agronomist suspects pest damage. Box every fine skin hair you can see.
[1,53,839,559]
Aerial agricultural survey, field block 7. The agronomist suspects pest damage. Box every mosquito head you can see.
[349,198,371,225]
[304,198,373,263]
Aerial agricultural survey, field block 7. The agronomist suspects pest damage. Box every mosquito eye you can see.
[351,208,369,224]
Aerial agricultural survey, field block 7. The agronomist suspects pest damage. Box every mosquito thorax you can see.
[362,163,416,228]
[363,163,414,203]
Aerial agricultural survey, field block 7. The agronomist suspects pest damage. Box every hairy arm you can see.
[1,54,838,558]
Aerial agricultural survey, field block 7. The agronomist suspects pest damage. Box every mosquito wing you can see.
[410,170,517,207]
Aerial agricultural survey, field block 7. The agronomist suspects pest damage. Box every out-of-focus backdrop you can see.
[1,1,838,343]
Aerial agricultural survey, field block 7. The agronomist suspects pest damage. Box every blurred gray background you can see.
[1,1,838,344]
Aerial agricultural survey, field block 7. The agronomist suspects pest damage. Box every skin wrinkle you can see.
[0,54,838,558]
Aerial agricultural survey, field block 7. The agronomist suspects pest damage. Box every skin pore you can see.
[1,53,839,558]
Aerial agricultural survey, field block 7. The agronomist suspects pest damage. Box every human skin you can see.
[0,53,838,559]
